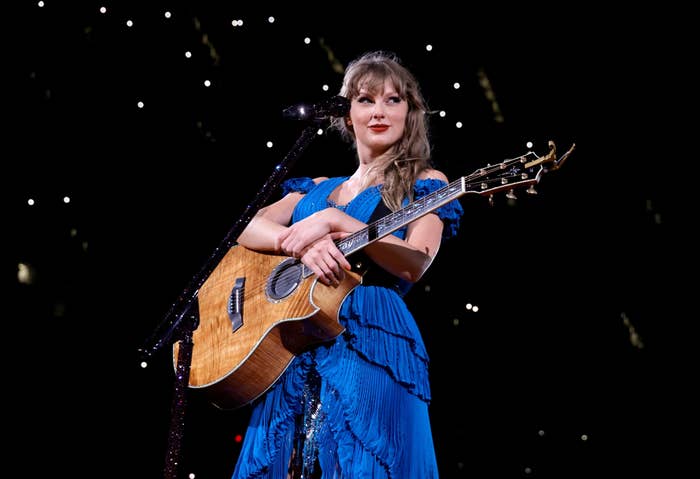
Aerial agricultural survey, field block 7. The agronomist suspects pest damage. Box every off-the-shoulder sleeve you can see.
[414,178,464,239]
[281,177,316,196]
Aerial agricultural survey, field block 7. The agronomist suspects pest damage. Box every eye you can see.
[356,96,373,104]
[387,96,403,104]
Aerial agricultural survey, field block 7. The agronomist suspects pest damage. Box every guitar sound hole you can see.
[266,259,304,302]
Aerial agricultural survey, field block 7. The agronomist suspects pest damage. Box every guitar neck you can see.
[336,177,467,256]
[334,142,570,258]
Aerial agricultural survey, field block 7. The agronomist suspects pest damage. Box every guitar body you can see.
[174,245,361,409]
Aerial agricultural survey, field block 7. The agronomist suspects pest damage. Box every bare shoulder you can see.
[417,168,449,183]
[312,176,330,184]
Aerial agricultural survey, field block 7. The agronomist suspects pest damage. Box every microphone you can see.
[282,95,350,121]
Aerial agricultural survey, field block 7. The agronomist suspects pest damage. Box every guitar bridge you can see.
[227,277,245,333]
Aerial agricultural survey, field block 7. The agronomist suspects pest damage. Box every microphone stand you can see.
[139,120,325,479]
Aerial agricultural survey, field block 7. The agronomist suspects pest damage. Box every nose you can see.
[372,103,386,118]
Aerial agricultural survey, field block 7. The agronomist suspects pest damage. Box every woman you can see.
[232,50,463,478]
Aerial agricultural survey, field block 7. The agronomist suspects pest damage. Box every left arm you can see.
[360,168,450,283]
[363,212,443,283]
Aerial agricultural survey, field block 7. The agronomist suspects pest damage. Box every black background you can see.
[13,2,691,477]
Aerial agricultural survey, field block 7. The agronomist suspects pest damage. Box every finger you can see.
[311,264,333,286]
[326,247,351,270]
[321,262,339,285]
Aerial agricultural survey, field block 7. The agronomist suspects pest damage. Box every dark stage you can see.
[14,2,690,478]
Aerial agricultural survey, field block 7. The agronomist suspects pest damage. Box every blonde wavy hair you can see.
[331,51,433,212]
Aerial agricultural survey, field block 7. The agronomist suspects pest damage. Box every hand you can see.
[278,210,333,258]
[298,233,351,286]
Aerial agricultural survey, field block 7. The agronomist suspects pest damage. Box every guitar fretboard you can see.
[337,177,467,256]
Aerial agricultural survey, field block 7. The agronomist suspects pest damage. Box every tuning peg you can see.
[527,185,538,195]
[505,189,517,200]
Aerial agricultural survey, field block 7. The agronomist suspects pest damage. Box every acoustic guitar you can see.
[174,141,574,409]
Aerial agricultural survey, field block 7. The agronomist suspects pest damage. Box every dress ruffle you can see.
[339,286,431,401]
[281,176,316,196]
[413,178,464,239]
[232,354,311,478]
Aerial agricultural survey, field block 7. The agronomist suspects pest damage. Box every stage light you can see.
[18,263,34,284]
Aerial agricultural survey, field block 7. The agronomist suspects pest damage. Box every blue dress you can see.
[232,176,463,479]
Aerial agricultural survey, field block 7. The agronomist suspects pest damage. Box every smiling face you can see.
[332,51,433,210]
[349,78,409,159]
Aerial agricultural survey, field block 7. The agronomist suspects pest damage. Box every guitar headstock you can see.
[463,141,575,202]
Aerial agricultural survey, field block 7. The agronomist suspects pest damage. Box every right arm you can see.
[235,191,304,252]
[236,178,351,286]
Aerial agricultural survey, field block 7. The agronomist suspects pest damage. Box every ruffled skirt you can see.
[232,285,438,478]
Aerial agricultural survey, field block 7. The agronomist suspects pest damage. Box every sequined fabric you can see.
[289,364,324,478]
